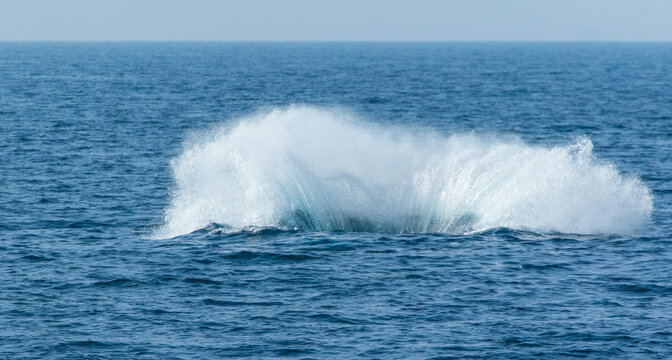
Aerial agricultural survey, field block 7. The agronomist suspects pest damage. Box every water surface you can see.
[1,42,671,359]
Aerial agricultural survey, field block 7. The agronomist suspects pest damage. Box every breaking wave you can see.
[156,106,652,238]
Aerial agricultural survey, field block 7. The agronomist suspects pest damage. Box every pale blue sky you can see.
[1,0,671,41]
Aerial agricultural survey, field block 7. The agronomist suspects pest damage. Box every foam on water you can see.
[157,106,652,238]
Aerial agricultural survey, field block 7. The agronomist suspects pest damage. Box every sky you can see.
[0,0,671,41]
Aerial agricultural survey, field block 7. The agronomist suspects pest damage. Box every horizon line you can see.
[1,40,671,43]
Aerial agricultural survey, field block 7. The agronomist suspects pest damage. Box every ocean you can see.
[1,42,671,359]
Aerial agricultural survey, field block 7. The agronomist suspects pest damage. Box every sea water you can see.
[1,42,671,359]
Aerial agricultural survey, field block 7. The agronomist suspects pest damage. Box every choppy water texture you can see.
[1,43,671,359]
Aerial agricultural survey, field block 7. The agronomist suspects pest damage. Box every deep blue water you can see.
[1,43,671,359]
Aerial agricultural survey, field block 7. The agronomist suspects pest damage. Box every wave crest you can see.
[157,106,652,238]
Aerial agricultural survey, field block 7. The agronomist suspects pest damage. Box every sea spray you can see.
[157,106,652,238]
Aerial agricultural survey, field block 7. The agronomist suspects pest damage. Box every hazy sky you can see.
[1,0,671,41]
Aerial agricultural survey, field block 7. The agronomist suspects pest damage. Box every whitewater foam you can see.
[157,106,652,238]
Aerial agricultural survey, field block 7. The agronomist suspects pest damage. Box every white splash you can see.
[156,106,652,238]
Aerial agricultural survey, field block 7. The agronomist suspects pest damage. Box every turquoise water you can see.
[1,43,671,359]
